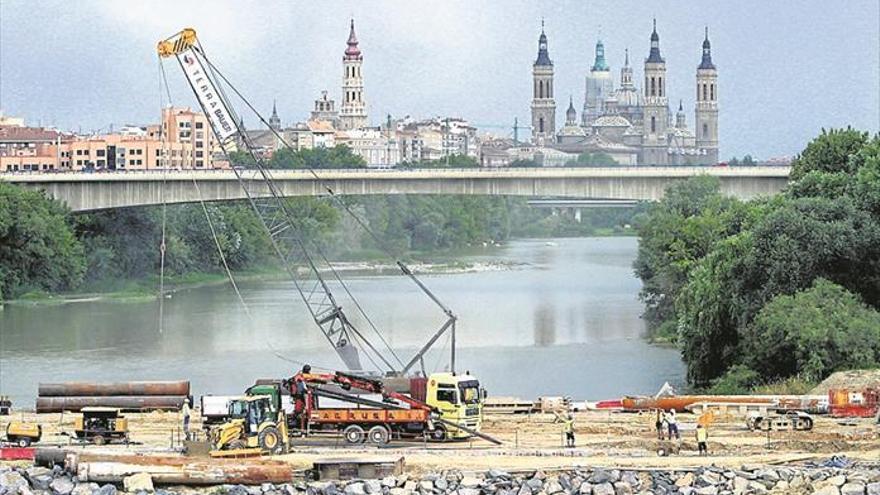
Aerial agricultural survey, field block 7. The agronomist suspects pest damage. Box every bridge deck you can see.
[1,167,791,212]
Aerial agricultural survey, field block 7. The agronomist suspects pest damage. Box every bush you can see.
[706,365,761,394]
[742,279,880,382]
[0,183,85,298]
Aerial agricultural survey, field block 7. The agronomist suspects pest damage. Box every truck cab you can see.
[425,372,484,439]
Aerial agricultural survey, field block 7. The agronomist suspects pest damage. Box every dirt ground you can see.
[3,409,879,473]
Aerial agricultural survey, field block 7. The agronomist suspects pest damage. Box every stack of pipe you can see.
[36,381,190,413]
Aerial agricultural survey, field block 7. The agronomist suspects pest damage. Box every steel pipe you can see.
[36,395,187,413]
[67,454,295,485]
[38,381,190,397]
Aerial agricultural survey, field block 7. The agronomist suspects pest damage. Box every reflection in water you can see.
[0,238,684,405]
[533,303,556,346]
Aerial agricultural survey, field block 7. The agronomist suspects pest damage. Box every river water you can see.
[0,237,684,408]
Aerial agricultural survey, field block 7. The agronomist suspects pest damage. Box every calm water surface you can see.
[0,237,684,407]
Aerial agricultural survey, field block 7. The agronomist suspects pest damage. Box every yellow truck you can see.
[423,372,484,440]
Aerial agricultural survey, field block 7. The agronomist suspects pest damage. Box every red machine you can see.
[286,370,438,444]
[828,388,879,418]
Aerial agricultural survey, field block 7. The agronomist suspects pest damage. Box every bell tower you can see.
[641,19,669,165]
[531,21,556,144]
[339,19,368,131]
[695,27,719,164]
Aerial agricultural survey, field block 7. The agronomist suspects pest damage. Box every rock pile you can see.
[2,463,880,495]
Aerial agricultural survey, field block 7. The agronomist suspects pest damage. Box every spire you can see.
[268,99,281,130]
[624,47,629,67]
[699,26,715,69]
[592,38,609,71]
[566,95,577,124]
[535,20,552,66]
[676,99,686,128]
[647,18,664,63]
[345,18,361,58]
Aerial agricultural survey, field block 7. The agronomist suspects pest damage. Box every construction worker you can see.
[666,409,680,440]
[291,364,312,430]
[181,398,191,440]
[695,424,708,456]
[552,410,575,447]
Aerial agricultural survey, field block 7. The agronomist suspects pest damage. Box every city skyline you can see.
[1,0,878,160]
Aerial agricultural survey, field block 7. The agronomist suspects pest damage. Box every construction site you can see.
[3,25,880,495]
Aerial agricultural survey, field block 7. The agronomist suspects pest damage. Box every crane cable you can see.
[201,51,456,319]
[195,49,456,369]
[158,56,340,372]
[195,41,406,370]
[156,55,173,335]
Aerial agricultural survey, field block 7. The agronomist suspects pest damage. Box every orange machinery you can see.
[288,371,437,444]
[828,388,879,418]
[621,394,826,413]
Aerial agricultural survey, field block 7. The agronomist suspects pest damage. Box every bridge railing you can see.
[0,163,792,177]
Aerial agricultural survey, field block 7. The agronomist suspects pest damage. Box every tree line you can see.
[634,128,880,391]
[0,147,640,300]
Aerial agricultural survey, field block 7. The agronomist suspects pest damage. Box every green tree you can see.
[636,127,880,388]
[789,127,870,180]
[269,145,366,169]
[676,232,755,386]
[0,183,85,298]
[633,176,752,338]
[743,279,880,381]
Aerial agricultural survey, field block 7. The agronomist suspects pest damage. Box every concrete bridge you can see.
[1,166,791,212]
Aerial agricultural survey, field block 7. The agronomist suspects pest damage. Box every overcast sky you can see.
[1,0,878,159]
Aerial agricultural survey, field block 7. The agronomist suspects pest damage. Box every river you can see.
[0,237,684,408]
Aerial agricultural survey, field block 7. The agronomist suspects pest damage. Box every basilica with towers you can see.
[530,20,719,166]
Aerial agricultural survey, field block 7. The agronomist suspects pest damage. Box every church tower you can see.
[531,22,556,144]
[582,38,614,127]
[641,19,669,165]
[695,27,719,164]
[339,19,368,131]
[268,100,281,131]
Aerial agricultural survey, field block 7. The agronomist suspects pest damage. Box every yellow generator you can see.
[74,407,129,445]
[5,421,42,447]
[210,396,288,456]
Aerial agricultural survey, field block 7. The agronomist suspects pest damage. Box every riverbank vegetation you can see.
[634,128,880,392]
[0,147,643,301]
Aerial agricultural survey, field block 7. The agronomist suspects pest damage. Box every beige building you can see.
[0,107,226,172]
[336,128,399,168]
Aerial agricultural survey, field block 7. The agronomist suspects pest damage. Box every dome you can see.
[558,124,587,137]
[671,127,695,138]
[623,125,642,136]
[592,115,632,128]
